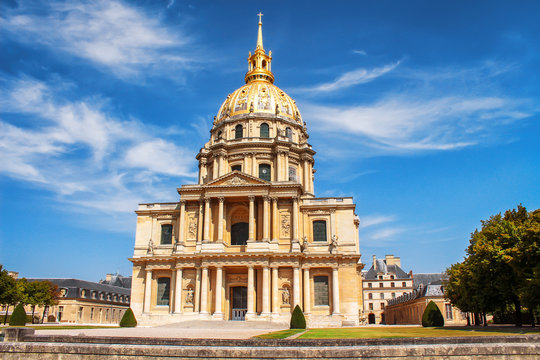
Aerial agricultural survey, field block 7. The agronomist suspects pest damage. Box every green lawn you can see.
[257,329,306,339]
[259,326,540,339]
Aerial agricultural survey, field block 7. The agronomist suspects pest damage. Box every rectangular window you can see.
[380,293,385,299]
[313,221,327,242]
[259,164,271,181]
[445,304,453,320]
[90,308,94,320]
[379,283,383,288]
[392,293,395,298]
[157,277,171,306]
[288,166,297,182]
[402,282,406,287]
[368,283,372,288]
[369,303,373,310]
[231,165,242,172]
[161,224,173,245]
[381,303,385,309]
[391,282,395,287]
[78,307,83,320]
[314,276,329,306]
[368,293,372,299]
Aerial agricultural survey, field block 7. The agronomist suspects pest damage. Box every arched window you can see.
[285,127,293,141]
[161,224,173,245]
[260,123,269,138]
[262,60,266,68]
[314,276,329,306]
[156,277,170,306]
[313,220,327,242]
[288,166,297,182]
[231,222,249,245]
[259,164,271,181]
[217,131,222,140]
[235,124,243,139]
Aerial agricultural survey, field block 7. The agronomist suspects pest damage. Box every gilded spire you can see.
[245,13,274,84]
[256,12,264,50]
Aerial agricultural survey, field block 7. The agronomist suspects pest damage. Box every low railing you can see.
[232,309,247,320]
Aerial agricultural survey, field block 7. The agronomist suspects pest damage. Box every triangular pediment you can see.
[205,171,268,187]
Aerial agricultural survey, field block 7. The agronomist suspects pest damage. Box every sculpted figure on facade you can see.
[185,287,194,305]
[282,287,290,305]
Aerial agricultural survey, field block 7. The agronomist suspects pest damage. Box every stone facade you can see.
[129,18,364,327]
[361,255,413,324]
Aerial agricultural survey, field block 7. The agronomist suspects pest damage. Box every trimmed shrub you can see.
[119,308,137,327]
[290,305,306,329]
[9,304,27,326]
[422,301,444,327]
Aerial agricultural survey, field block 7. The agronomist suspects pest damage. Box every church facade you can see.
[129,17,364,327]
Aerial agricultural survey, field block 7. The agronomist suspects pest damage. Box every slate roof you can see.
[413,273,445,288]
[26,278,130,304]
[99,274,132,289]
[363,262,411,280]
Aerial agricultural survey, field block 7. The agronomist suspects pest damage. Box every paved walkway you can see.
[34,320,288,339]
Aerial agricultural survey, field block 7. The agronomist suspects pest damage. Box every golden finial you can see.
[256,12,264,50]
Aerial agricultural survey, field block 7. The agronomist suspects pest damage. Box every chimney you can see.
[106,274,112,282]
[372,255,377,271]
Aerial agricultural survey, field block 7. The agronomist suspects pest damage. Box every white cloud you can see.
[1,0,194,80]
[352,49,367,56]
[296,61,400,94]
[301,95,532,154]
[360,215,396,228]
[0,76,197,214]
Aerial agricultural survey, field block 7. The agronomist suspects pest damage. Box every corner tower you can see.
[130,16,363,328]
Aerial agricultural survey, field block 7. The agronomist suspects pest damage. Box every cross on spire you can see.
[258,12,263,24]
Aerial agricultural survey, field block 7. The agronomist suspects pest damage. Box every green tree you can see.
[422,301,444,327]
[25,281,59,323]
[445,205,540,327]
[0,265,20,325]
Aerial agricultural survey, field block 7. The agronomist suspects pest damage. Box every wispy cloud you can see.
[360,215,396,228]
[352,49,367,56]
[1,0,195,80]
[0,76,197,214]
[302,95,532,154]
[295,61,401,94]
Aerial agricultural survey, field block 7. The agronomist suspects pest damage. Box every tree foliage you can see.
[9,303,27,326]
[119,308,137,327]
[445,205,540,326]
[422,301,444,327]
[290,305,306,329]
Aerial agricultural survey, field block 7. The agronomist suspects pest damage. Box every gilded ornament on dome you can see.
[257,87,270,110]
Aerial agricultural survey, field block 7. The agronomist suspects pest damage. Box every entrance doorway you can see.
[231,286,247,320]
[368,313,376,324]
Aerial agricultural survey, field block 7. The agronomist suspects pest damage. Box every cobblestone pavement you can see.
[33,320,288,339]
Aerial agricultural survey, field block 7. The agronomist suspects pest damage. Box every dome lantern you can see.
[245,13,274,84]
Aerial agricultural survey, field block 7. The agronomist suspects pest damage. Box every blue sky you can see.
[1,0,538,281]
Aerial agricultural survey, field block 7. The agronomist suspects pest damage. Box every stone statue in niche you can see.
[282,287,290,305]
[147,239,154,255]
[188,217,197,238]
[185,287,194,305]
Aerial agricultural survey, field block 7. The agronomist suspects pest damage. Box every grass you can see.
[257,329,305,339]
[259,326,540,339]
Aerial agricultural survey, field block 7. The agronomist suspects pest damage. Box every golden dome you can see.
[214,14,302,125]
[216,81,302,124]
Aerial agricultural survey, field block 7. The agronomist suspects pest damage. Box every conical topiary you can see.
[422,301,444,327]
[290,304,306,329]
[9,303,27,326]
[119,308,137,327]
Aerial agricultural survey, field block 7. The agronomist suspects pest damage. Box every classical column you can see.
[178,200,186,244]
[217,197,224,243]
[303,159,309,192]
[293,266,300,307]
[212,157,218,180]
[292,197,299,242]
[203,198,211,242]
[214,267,223,317]
[143,268,152,313]
[271,197,278,241]
[271,267,279,314]
[261,266,270,316]
[243,153,249,174]
[194,267,201,312]
[275,151,281,181]
[303,267,311,314]
[218,155,225,177]
[332,267,341,315]
[200,266,209,315]
[170,269,176,314]
[248,196,255,242]
[247,266,255,316]
[284,152,289,180]
[262,196,270,242]
[197,200,204,243]
[251,153,257,175]
[174,267,183,313]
